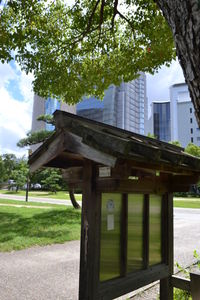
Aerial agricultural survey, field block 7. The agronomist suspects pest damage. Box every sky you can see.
[0,61,34,157]
[0,58,185,157]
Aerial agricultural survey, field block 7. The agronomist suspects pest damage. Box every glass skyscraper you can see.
[153,101,171,142]
[45,97,61,131]
[76,96,104,123]
[77,73,147,135]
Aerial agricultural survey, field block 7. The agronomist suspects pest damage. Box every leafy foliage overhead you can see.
[0,0,175,103]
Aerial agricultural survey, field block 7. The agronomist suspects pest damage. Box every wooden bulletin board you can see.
[79,162,173,300]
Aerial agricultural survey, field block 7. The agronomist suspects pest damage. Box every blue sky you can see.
[0,58,185,157]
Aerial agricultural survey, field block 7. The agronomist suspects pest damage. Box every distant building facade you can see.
[32,95,76,132]
[152,101,171,142]
[77,73,147,135]
[170,83,200,147]
[31,95,76,151]
[148,83,200,147]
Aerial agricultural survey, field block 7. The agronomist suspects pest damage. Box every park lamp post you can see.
[25,149,32,202]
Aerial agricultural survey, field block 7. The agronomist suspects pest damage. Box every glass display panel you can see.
[127,194,144,272]
[100,193,122,282]
[149,194,162,265]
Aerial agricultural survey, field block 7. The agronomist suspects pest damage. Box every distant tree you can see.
[0,156,5,184]
[41,168,62,194]
[184,143,200,196]
[17,130,53,148]
[169,141,182,147]
[17,115,54,148]
[10,170,26,192]
[9,157,28,192]
[185,143,200,157]
[147,132,156,139]
[0,154,18,184]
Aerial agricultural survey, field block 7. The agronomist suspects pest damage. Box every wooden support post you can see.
[190,273,200,300]
[160,277,173,300]
[25,173,29,202]
[79,160,101,300]
[160,193,174,300]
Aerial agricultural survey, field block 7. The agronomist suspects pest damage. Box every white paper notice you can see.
[107,214,114,231]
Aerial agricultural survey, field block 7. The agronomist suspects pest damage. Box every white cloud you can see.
[0,63,17,88]
[18,71,34,104]
[0,61,34,157]
[147,59,185,117]
[147,59,185,103]
[0,87,32,157]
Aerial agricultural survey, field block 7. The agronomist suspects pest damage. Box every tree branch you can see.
[67,0,101,48]
[86,0,101,34]
[111,0,118,30]
[116,9,134,32]
[99,0,105,29]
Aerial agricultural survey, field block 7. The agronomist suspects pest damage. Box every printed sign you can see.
[99,167,111,177]
[107,214,114,230]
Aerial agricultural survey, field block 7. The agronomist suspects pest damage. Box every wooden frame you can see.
[79,161,101,299]
[79,169,174,300]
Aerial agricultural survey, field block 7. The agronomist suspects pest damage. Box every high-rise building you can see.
[31,95,76,151]
[151,101,171,142]
[32,95,76,132]
[170,83,200,147]
[148,83,200,147]
[77,73,147,135]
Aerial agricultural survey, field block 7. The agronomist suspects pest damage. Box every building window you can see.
[190,118,193,124]
[197,137,200,141]
[191,137,194,143]
[190,108,192,113]
[191,128,193,134]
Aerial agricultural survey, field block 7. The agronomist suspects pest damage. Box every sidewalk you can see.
[0,193,82,206]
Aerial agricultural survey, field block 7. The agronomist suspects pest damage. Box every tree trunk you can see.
[154,0,200,126]
[69,187,81,209]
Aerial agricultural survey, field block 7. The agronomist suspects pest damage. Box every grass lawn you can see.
[0,199,81,252]
[0,189,82,201]
[0,198,67,207]
[174,197,200,209]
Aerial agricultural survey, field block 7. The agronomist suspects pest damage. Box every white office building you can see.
[170,83,200,147]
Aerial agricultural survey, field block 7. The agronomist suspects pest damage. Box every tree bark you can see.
[69,187,81,209]
[154,0,200,126]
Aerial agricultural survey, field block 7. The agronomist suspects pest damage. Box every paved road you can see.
[174,208,200,267]
[0,194,82,206]
[0,208,200,300]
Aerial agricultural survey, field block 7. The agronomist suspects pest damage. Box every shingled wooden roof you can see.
[29,110,200,176]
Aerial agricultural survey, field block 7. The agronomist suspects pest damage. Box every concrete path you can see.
[0,241,80,300]
[0,208,200,300]
[0,193,81,206]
